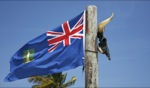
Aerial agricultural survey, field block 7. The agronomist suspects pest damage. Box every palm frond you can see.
[61,76,76,88]
[51,72,62,85]
[28,76,45,84]
[29,75,56,88]
[32,85,39,88]
[28,73,76,88]
[61,73,67,85]
[38,79,56,88]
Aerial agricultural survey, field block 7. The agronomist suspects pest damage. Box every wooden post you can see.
[85,5,98,88]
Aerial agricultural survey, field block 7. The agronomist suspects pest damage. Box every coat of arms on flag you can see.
[5,11,85,82]
[23,49,35,63]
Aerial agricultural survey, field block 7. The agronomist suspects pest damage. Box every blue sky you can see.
[0,1,150,87]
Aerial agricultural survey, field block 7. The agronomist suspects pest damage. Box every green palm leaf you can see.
[61,73,67,85]
[61,76,76,88]
[28,73,76,88]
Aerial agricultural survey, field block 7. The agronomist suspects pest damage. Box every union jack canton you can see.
[47,11,85,53]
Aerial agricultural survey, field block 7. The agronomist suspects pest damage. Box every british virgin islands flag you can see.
[5,11,85,82]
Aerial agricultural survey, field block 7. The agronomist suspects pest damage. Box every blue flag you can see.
[5,11,85,82]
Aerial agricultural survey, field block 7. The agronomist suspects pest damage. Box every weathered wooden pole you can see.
[85,5,98,88]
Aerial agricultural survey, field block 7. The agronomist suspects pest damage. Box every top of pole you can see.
[85,5,98,52]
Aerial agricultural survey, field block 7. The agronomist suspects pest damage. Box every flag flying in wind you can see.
[5,11,85,82]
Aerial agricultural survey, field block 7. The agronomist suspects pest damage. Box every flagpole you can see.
[85,5,98,88]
